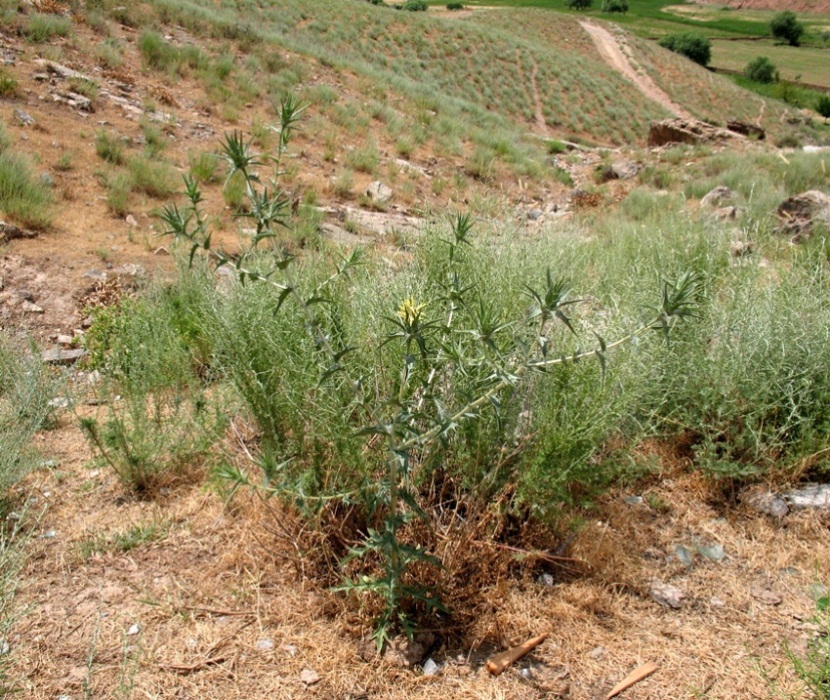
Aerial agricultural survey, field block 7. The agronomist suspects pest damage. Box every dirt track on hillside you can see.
[580,21,695,121]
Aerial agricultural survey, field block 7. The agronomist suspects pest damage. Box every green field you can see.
[711,39,830,87]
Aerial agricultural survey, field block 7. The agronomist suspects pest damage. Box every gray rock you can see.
[746,489,789,518]
[674,545,694,568]
[784,483,830,510]
[537,573,555,587]
[700,186,735,209]
[300,668,320,686]
[13,108,35,127]
[624,495,643,505]
[750,586,782,606]
[17,289,35,302]
[610,159,639,180]
[527,208,543,221]
[127,624,140,636]
[365,180,393,204]
[0,639,9,655]
[42,348,87,365]
[83,269,108,282]
[650,580,685,609]
[0,221,37,242]
[729,240,755,258]
[422,658,440,676]
[125,214,138,228]
[22,300,44,314]
[255,638,274,651]
[697,542,726,562]
[777,191,830,237]
[40,172,55,188]
[809,583,829,601]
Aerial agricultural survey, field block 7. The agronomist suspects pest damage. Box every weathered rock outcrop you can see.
[648,119,742,147]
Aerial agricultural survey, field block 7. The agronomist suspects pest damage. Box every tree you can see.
[659,32,711,67]
[817,95,830,123]
[567,0,593,10]
[601,0,628,13]
[744,56,777,84]
[771,11,804,47]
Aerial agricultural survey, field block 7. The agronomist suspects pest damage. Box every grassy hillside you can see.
[122,0,814,144]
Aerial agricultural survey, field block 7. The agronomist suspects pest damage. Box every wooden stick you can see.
[486,633,548,676]
[605,661,659,700]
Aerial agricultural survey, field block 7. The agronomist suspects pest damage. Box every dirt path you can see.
[529,55,550,136]
[580,21,695,121]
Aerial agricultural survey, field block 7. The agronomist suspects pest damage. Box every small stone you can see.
[40,172,55,188]
[710,596,726,608]
[674,545,694,568]
[365,180,393,204]
[527,208,543,221]
[701,186,735,209]
[520,667,534,679]
[42,529,57,539]
[610,159,639,180]
[0,639,9,655]
[127,624,140,636]
[651,579,685,609]
[537,573,555,587]
[47,397,70,409]
[56,335,74,346]
[746,489,789,518]
[300,668,320,686]
[42,348,87,365]
[729,240,755,258]
[779,567,800,576]
[808,584,829,602]
[83,269,108,282]
[22,301,44,314]
[422,658,440,676]
[13,108,35,127]
[125,214,138,228]
[624,495,643,505]
[255,638,274,651]
[750,586,783,606]
[588,646,607,660]
[17,289,35,302]
[697,543,726,562]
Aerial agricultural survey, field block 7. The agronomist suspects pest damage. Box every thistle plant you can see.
[159,95,702,647]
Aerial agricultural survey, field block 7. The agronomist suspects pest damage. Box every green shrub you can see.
[0,150,54,229]
[770,10,804,47]
[659,32,711,67]
[446,2,464,9]
[24,12,71,43]
[401,0,427,10]
[128,156,177,198]
[81,278,223,492]
[601,0,628,13]
[95,130,127,165]
[0,70,17,98]
[817,95,830,122]
[744,56,777,84]
[0,336,56,494]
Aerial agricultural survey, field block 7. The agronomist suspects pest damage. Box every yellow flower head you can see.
[396,297,426,326]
